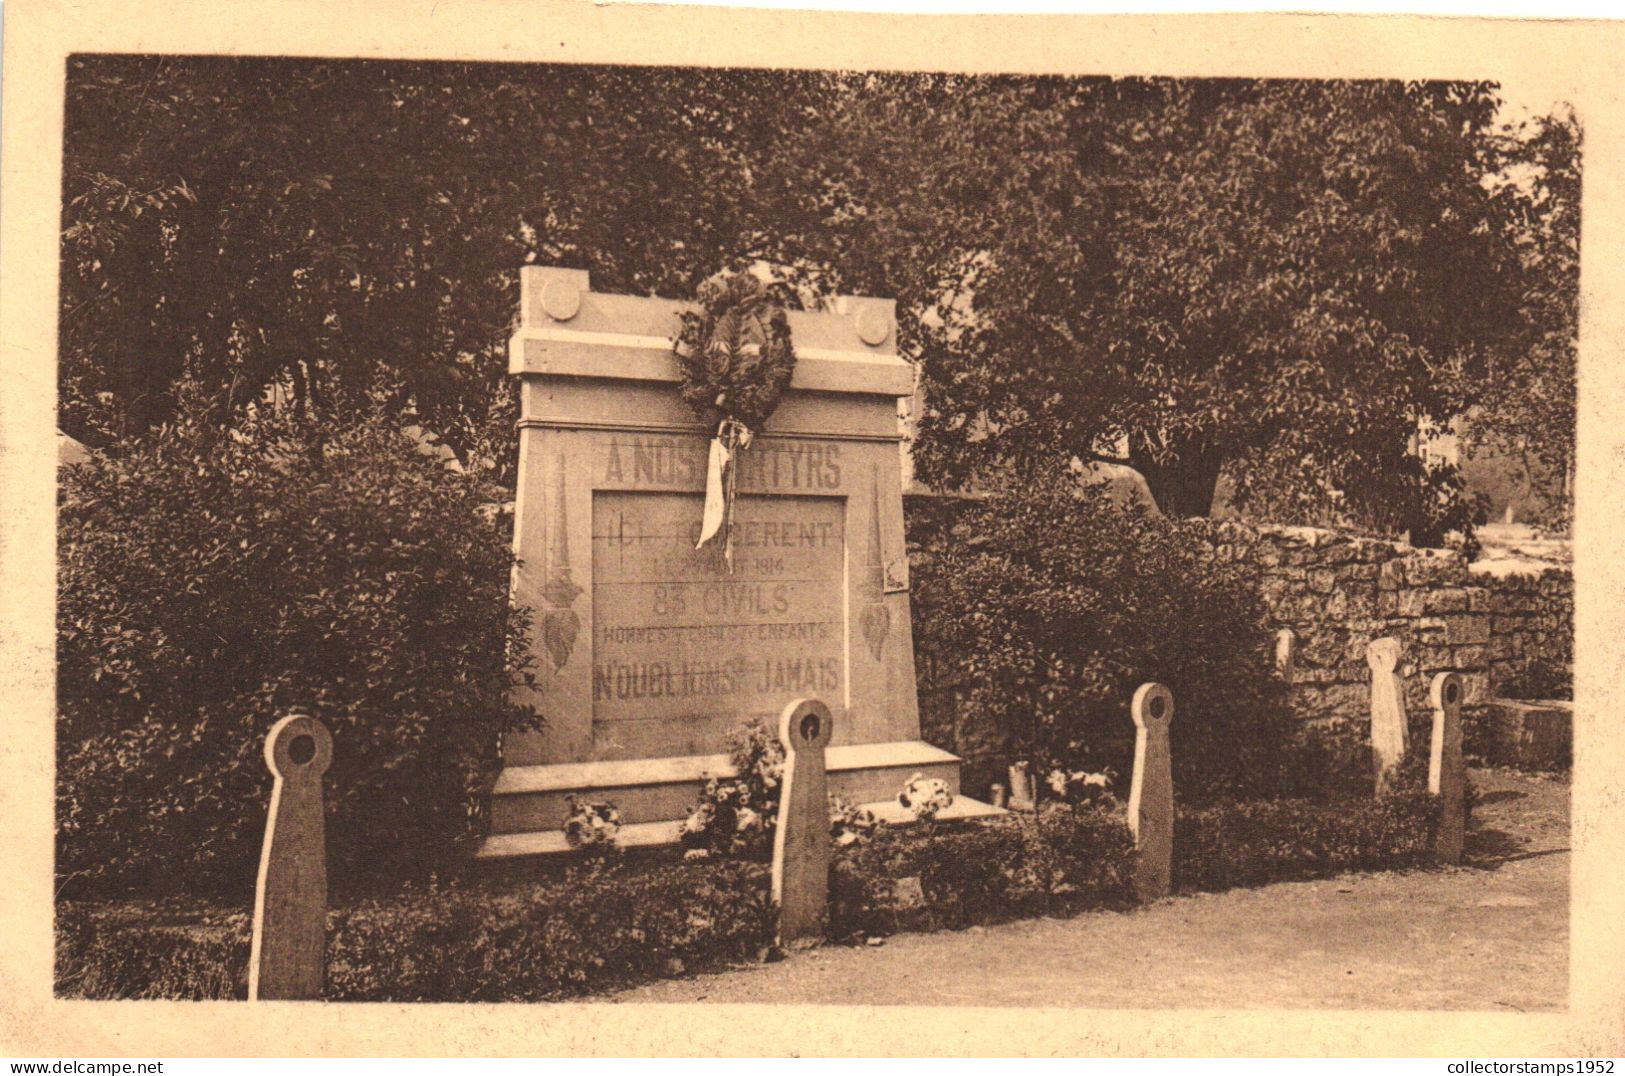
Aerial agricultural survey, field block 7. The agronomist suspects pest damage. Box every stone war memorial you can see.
[480,267,999,857]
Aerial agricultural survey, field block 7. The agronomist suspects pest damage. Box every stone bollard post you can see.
[1007,761,1036,812]
[1275,628,1296,680]
[1128,683,1175,902]
[1429,672,1467,865]
[1366,638,1409,795]
[772,697,833,949]
[249,714,333,1001]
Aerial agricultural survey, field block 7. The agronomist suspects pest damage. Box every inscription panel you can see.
[599,435,846,494]
[591,491,847,756]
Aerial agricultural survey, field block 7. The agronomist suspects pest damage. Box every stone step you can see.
[489,739,963,834]
[475,793,1006,860]
[856,795,1007,826]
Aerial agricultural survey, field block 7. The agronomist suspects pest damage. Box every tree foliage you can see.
[60,61,1571,534]
[1465,109,1580,531]
[795,77,1525,533]
[59,57,841,479]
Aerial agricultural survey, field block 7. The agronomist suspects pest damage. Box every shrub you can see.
[57,791,1444,1000]
[326,860,775,1001]
[56,860,776,1002]
[55,900,250,1000]
[56,388,540,898]
[830,805,1141,938]
[1222,435,1483,553]
[1172,791,1440,893]
[908,475,1293,804]
[1266,712,1441,804]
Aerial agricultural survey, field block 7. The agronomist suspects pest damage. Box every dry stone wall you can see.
[1235,525,1572,727]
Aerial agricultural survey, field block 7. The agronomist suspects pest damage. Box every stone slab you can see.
[508,270,913,398]
[476,793,1005,860]
[858,795,1006,825]
[493,738,959,795]
[590,491,845,757]
[1367,638,1409,794]
[1481,699,1572,771]
[506,428,919,766]
[489,743,961,833]
[498,268,945,854]
[478,820,685,859]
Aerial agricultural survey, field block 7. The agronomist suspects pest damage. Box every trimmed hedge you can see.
[832,804,1136,938]
[328,861,775,1001]
[1173,791,1439,893]
[56,901,252,1001]
[56,861,774,1003]
[57,791,1447,1001]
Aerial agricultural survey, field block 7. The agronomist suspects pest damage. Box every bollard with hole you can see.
[1366,638,1409,795]
[1429,672,1466,865]
[772,697,834,949]
[1128,683,1175,902]
[249,713,333,1000]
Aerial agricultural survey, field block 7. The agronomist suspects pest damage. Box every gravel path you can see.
[611,768,1568,1010]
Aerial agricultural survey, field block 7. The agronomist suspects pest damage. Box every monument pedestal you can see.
[479,267,997,859]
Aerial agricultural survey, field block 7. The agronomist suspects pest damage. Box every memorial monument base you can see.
[486,267,1002,859]
[477,739,1001,859]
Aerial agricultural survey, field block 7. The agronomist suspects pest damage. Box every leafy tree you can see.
[62,62,1560,543]
[59,57,841,479]
[1464,108,1579,531]
[785,77,1524,535]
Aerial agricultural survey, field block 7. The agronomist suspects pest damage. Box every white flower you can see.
[1047,769,1070,795]
[899,774,954,820]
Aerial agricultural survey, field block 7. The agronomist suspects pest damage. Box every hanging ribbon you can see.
[696,429,731,550]
[696,418,751,570]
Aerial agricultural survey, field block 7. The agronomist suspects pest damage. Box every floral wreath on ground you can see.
[673,268,797,570]
[1045,767,1116,807]
[897,772,955,822]
[675,719,881,857]
[563,795,621,851]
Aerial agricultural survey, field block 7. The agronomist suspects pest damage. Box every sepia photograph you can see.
[3,0,1622,1060]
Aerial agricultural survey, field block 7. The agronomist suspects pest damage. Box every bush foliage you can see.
[1172,791,1440,892]
[328,861,776,1001]
[831,805,1137,938]
[56,391,540,897]
[908,477,1294,804]
[57,791,1445,1001]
